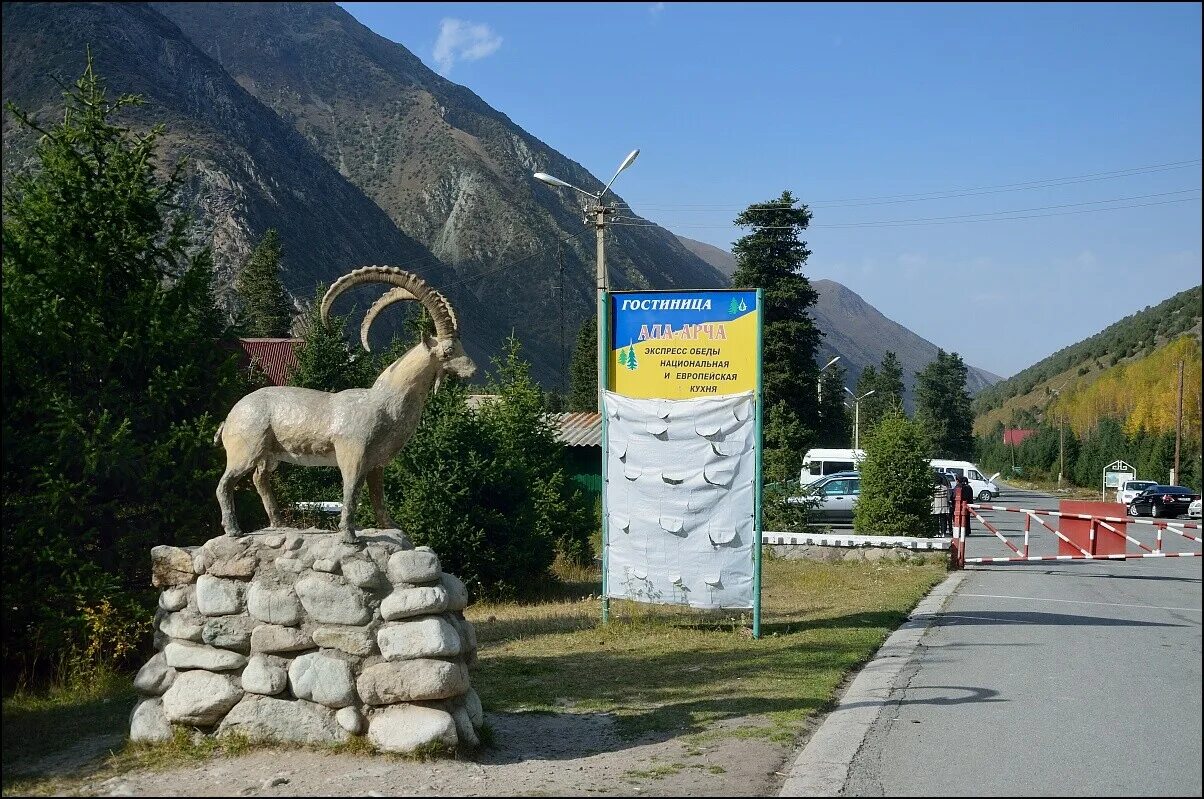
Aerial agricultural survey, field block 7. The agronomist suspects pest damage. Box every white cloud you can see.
[433,18,502,75]
[650,2,666,16]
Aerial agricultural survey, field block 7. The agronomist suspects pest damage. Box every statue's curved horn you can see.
[359,287,418,351]
[321,266,458,344]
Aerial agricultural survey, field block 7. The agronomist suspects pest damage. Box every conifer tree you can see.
[2,56,248,680]
[915,349,974,459]
[568,315,597,412]
[816,363,852,447]
[235,228,293,337]
[730,190,821,476]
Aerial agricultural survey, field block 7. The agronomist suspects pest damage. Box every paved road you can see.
[841,484,1202,797]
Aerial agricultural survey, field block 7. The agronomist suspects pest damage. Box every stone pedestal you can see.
[131,529,482,753]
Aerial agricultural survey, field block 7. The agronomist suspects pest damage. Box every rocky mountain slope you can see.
[675,235,738,277]
[1,2,497,361]
[149,2,727,384]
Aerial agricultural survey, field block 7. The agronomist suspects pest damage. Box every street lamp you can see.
[844,387,875,450]
[817,355,841,402]
[534,149,640,412]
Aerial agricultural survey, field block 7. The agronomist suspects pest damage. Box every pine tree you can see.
[2,55,249,680]
[626,346,638,370]
[857,352,907,437]
[730,191,821,477]
[568,315,597,412]
[727,297,740,315]
[235,229,293,337]
[915,349,974,459]
[816,363,851,447]
[617,347,629,370]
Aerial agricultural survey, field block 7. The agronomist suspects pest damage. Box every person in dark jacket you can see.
[955,474,974,536]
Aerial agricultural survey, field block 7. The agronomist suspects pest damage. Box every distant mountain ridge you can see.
[673,236,1002,405]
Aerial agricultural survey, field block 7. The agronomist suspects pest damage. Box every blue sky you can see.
[339,2,1202,378]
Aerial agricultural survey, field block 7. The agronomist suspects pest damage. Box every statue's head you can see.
[321,266,469,375]
[432,336,476,379]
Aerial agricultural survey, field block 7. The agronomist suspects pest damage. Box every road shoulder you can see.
[777,569,967,796]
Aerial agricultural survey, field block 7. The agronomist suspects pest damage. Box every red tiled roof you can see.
[237,338,302,386]
[1003,428,1037,446]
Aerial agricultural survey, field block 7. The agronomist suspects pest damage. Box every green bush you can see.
[387,337,594,598]
[853,411,937,537]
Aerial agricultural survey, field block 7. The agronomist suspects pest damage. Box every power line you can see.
[611,158,1202,211]
[608,193,1201,230]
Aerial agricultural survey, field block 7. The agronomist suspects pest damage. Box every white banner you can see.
[603,390,756,609]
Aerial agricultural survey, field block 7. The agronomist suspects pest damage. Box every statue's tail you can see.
[213,421,225,446]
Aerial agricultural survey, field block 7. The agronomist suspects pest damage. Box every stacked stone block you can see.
[130,529,482,753]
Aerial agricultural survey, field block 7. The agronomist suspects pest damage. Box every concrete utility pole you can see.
[534,150,640,412]
[1174,358,1184,484]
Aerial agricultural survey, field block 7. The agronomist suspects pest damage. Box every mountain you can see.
[972,285,1202,435]
[148,2,728,386]
[810,280,1002,406]
[676,235,738,277]
[0,2,500,362]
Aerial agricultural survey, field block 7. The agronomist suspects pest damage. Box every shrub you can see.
[853,411,937,537]
[387,336,593,598]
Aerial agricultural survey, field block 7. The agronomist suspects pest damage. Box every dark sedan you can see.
[1128,485,1201,518]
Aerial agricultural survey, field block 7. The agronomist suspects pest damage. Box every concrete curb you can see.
[777,569,968,796]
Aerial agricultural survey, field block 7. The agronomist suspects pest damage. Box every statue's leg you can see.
[367,467,398,529]
[252,459,285,529]
[217,457,256,537]
[335,445,367,546]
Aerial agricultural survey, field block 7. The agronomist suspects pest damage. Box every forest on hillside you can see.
[972,286,1202,416]
[976,336,1202,490]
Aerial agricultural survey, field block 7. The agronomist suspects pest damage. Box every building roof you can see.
[237,338,302,386]
[1003,428,1037,446]
[551,411,601,447]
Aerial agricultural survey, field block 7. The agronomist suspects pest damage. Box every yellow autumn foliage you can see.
[1051,335,1201,440]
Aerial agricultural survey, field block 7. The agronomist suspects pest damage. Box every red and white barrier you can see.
[951,500,1201,567]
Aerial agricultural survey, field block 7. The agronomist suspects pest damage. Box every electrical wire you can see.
[609,158,1201,211]
[608,190,1201,229]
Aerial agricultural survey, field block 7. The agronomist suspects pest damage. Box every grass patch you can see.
[2,555,946,793]
[467,556,947,744]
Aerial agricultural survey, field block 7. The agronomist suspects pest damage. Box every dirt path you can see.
[61,711,796,797]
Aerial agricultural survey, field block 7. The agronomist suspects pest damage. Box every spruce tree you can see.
[915,349,974,459]
[853,410,937,536]
[235,228,293,337]
[2,56,248,680]
[730,191,821,476]
[816,363,852,447]
[568,315,597,412]
[857,352,907,438]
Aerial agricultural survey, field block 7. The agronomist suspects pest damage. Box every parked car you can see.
[1127,485,1201,519]
[1115,479,1158,505]
[1188,498,1202,520]
[795,473,861,523]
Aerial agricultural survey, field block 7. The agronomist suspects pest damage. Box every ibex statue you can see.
[215,266,476,545]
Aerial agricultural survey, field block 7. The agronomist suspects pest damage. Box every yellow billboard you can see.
[608,290,759,399]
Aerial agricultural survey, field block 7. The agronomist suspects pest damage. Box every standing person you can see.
[955,474,974,536]
[931,471,951,537]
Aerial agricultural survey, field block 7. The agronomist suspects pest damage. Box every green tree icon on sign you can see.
[625,345,638,370]
[727,297,740,315]
[617,348,629,369]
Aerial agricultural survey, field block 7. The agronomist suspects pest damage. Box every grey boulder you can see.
[161,670,243,725]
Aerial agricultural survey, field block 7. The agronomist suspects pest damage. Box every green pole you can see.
[753,288,764,640]
[601,290,611,625]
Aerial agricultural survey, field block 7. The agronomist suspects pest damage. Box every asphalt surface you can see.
[785,483,1202,797]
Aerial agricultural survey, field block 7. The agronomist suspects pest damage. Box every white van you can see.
[800,448,865,487]
[931,459,1000,501]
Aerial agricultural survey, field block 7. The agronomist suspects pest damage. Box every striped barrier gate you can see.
[949,496,1201,568]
